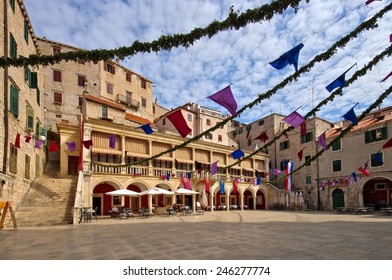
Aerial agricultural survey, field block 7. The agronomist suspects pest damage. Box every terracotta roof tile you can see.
[85,94,125,111]
[125,112,155,127]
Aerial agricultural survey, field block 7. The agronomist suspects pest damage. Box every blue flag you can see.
[140,123,154,134]
[325,65,355,92]
[342,105,358,126]
[166,172,170,181]
[256,176,261,185]
[231,149,244,159]
[187,172,192,179]
[219,180,225,194]
[270,43,304,72]
[351,172,358,183]
[374,151,383,165]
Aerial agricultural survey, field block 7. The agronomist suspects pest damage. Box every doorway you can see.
[332,188,345,209]
[92,196,102,215]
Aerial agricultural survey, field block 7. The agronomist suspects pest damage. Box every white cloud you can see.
[24,0,392,124]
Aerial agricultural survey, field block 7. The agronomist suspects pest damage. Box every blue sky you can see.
[24,0,392,124]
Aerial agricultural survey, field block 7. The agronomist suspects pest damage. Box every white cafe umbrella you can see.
[200,189,208,207]
[140,187,174,195]
[175,188,199,195]
[105,189,141,196]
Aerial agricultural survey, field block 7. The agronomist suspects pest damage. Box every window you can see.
[10,33,17,58]
[301,131,313,143]
[205,133,212,140]
[331,138,341,151]
[78,75,87,87]
[25,155,30,179]
[106,82,114,94]
[365,127,387,143]
[24,20,29,44]
[141,79,147,89]
[246,125,251,131]
[162,118,166,126]
[280,160,288,171]
[258,120,264,126]
[10,84,19,117]
[279,140,289,150]
[78,96,83,107]
[53,92,62,104]
[370,152,383,167]
[26,106,34,130]
[126,72,132,82]
[29,72,38,88]
[375,183,386,190]
[306,176,312,185]
[206,119,211,126]
[332,159,342,172]
[304,155,311,167]
[187,114,192,122]
[104,62,115,74]
[102,106,108,118]
[238,128,243,134]
[55,114,62,119]
[9,0,15,12]
[36,88,40,106]
[53,46,61,55]
[218,135,223,142]
[9,144,17,173]
[248,138,251,146]
[141,98,146,108]
[53,70,62,82]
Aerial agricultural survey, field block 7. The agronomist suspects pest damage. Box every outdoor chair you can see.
[139,208,150,218]
[181,206,192,216]
[166,207,175,217]
[92,206,98,221]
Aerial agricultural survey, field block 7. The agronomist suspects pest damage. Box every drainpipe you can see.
[2,0,9,174]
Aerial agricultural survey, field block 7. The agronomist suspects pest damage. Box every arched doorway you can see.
[332,188,344,209]
[363,178,392,209]
[92,183,117,215]
[256,190,265,210]
[126,184,143,211]
[243,189,253,209]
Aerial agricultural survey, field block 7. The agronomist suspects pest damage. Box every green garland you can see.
[91,3,392,169]
[0,0,308,68]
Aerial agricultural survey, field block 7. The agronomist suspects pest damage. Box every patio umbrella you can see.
[105,189,141,196]
[200,189,208,207]
[140,187,174,195]
[175,188,199,195]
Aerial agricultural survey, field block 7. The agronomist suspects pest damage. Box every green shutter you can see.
[26,107,34,130]
[364,131,372,144]
[9,0,15,12]
[36,88,40,106]
[24,21,29,44]
[30,72,38,88]
[10,33,17,58]
[10,85,19,117]
[380,126,388,140]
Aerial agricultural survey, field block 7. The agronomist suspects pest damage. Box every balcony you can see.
[116,94,140,109]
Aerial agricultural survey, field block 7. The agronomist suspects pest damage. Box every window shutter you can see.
[364,131,372,144]
[380,126,388,140]
[10,85,19,117]
[36,88,40,106]
[30,72,38,88]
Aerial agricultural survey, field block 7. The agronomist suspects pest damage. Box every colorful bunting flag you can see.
[166,110,192,138]
[24,135,32,143]
[273,168,281,176]
[211,161,218,175]
[66,142,76,152]
[358,166,370,176]
[256,176,261,185]
[390,33,392,43]
[219,180,225,194]
[187,172,192,179]
[253,131,269,142]
[382,138,392,149]
[270,43,305,72]
[381,71,392,82]
[109,134,116,148]
[48,141,59,152]
[282,111,305,128]
[140,123,154,135]
[166,172,170,181]
[325,65,355,92]
[231,149,244,160]
[233,178,239,194]
[181,175,191,189]
[284,161,294,191]
[317,131,327,150]
[300,122,307,136]
[297,148,305,161]
[208,85,238,116]
[83,140,93,149]
[346,176,352,185]
[342,104,358,126]
[34,139,44,149]
[204,177,210,192]
[14,133,21,149]
[365,0,382,5]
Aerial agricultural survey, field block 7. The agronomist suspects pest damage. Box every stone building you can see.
[0,0,46,207]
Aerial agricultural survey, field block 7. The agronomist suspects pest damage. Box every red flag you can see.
[365,0,381,6]
[48,141,59,152]
[382,138,392,149]
[83,140,93,149]
[297,148,305,161]
[166,110,191,138]
[14,133,21,149]
[181,174,191,190]
[233,178,239,194]
[390,33,392,43]
[254,131,268,143]
[381,71,392,82]
[204,177,210,192]
[24,135,32,143]
[358,167,370,177]
[300,122,306,136]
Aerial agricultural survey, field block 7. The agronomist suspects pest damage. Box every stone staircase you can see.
[14,161,78,227]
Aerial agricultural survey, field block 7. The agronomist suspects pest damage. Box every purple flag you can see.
[208,85,237,116]
[211,161,218,175]
[270,43,304,72]
[317,131,327,150]
[365,0,381,5]
[342,105,358,126]
[283,111,305,128]
[273,168,281,176]
[34,139,44,149]
[109,134,116,148]
[66,142,76,152]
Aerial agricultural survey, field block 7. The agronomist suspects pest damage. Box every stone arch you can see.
[256,189,266,210]
[331,188,345,209]
[92,181,121,216]
[243,187,256,210]
[361,176,392,209]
